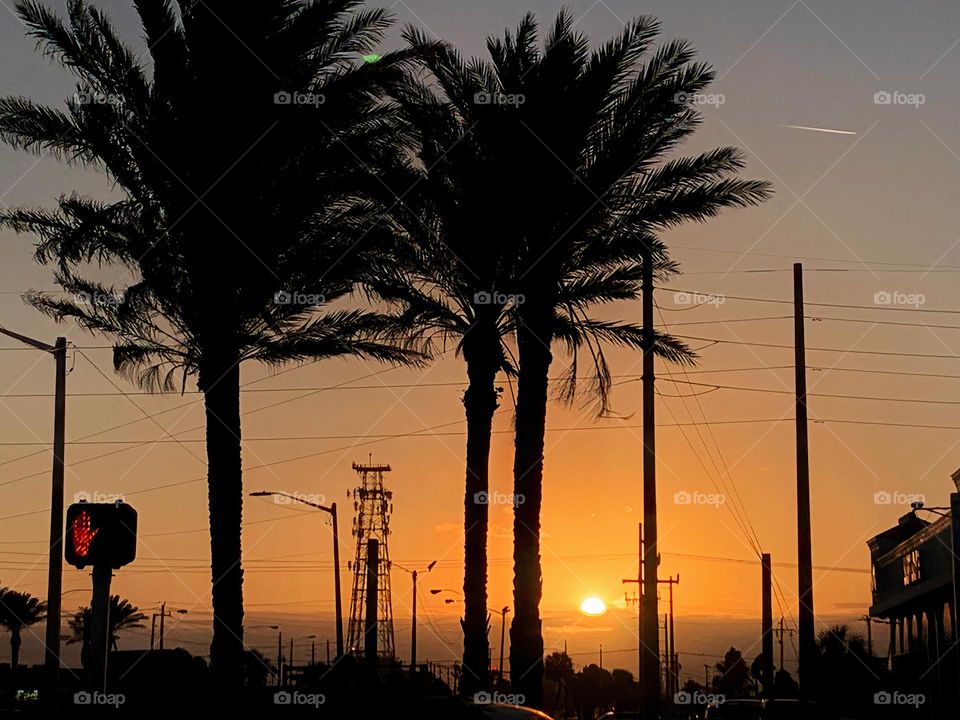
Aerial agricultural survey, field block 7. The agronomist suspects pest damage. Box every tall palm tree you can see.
[0,588,46,669]
[380,27,697,697]
[0,0,421,685]
[404,13,772,706]
[66,595,147,667]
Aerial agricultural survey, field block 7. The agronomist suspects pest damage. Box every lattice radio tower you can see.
[346,457,396,661]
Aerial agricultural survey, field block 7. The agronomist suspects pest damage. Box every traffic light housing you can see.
[64,501,137,569]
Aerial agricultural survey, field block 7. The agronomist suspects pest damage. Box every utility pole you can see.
[761,554,774,694]
[622,523,643,688]
[794,263,815,692]
[0,328,68,696]
[641,245,660,718]
[159,602,166,650]
[411,569,418,678]
[150,615,157,650]
[775,617,796,672]
[704,663,710,688]
[311,638,316,666]
[657,575,680,699]
[498,606,510,683]
[600,643,603,671]
[277,630,283,685]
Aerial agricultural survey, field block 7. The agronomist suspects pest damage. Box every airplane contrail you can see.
[779,123,857,136]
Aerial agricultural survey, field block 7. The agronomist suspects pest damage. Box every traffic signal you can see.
[64,501,137,569]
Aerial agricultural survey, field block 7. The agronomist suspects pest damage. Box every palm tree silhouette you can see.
[66,595,147,667]
[401,11,772,705]
[0,588,47,669]
[0,0,422,685]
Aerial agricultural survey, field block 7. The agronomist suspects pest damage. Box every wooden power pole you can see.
[761,554,774,694]
[794,263,815,692]
[641,243,660,717]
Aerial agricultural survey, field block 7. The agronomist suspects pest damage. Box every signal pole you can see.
[794,263,816,691]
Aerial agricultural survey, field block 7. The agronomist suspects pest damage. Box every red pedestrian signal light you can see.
[64,501,137,569]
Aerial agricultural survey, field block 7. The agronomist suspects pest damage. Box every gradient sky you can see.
[4,0,960,682]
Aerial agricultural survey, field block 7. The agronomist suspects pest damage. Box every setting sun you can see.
[579,597,607,616]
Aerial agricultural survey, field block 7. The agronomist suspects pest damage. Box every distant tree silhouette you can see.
[0,588,46,669]
[66,595,146,668]
[570,663,613,720]
[816,624,879,714]
[773,668,799,697]
[0,0,423,687]
[545,650,576,713]
[404,10,771,706]
[713,647,751,697]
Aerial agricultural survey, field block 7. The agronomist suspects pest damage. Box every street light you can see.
[432,588,510,683]
[249,490,343,659]
[289,634,317,667]
[0,325,66,693]
[394,560,437,678]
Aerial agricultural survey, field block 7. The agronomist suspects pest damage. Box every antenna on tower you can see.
[346,459,396,662]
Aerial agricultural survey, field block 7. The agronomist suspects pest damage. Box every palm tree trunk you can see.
[461,356,499,697]
[510,319,552,708]
[10,628,20,669]
[201,354,245,687]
